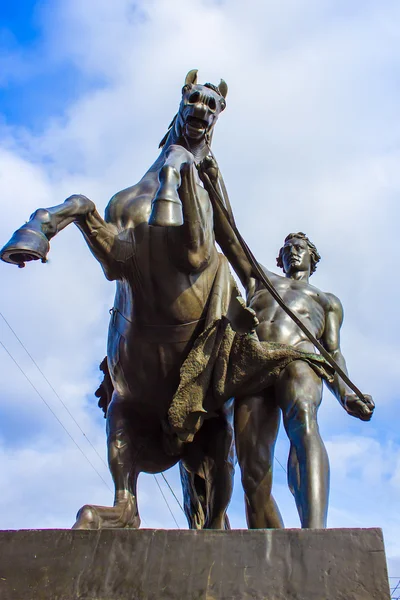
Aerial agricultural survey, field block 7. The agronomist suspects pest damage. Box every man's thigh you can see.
[275,360,323,421]
[235,388,280,466]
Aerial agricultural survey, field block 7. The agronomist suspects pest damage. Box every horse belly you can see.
[109,329,193,418]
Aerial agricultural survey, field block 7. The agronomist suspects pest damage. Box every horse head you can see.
[150,71,228,227]
[160,70,228,148]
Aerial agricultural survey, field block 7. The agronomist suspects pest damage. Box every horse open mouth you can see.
[186,116,208,132]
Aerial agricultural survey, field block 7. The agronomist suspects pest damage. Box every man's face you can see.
[281,238,312,275]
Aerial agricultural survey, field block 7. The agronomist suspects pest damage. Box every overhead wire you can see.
[161,472,185,514]
[0,339,113,492]
[391,578,400,599]
[0,310,184,524]
[0,312,109,471]
[154,474,181,528]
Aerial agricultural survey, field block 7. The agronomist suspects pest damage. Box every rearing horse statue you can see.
[1,70,237,529]
[2,70,334,531]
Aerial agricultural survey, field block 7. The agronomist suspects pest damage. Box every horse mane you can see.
[203,83,220,95]
[159,114,178,148]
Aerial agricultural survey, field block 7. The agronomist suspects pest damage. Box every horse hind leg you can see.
[73,395,141,530]
[72,476,140,531]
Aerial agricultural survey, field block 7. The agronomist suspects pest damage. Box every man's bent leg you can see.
[276,361,329,528]
[235,390,284,529]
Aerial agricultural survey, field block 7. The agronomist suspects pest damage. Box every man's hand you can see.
[228,296,259,334]
[198,156,219,187]
[341,393,375,421]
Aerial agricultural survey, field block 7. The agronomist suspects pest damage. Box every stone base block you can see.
[0,528,390,599]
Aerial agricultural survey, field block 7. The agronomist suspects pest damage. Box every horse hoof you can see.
[149,195,183,227]
[1,225,50,266]
[72,505,101,530]
[71,496,140,530]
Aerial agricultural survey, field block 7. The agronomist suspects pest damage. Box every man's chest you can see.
[250,280,327,325]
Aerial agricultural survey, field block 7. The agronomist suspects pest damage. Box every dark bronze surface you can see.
[1,72,375,533]
[204,183,375,528]
[236,233,374,528]
[0,528,390,599]
[0,71,235,530]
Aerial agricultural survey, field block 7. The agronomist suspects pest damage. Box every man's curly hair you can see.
[276,232,321,275]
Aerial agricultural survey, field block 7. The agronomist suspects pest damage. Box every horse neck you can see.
[147,130,211,174]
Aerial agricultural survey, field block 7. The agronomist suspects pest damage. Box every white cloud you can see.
[0,0,399,579]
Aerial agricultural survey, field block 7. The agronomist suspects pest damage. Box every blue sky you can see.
[0,0,399,586]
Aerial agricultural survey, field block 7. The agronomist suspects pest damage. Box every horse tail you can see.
[179,462,206,529]
[179,463,231,530]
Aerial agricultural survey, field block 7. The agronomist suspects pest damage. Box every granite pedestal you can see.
[0,528,390,599]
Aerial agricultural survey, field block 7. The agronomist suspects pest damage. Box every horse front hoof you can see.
[148,195,183,227]
[72,505,101,530]
[1,225,50,267]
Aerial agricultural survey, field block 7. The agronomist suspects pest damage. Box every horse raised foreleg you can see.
[149,155,183,227]
[150,145,198,228]
[1,195,120,279]
[150,145,214,271]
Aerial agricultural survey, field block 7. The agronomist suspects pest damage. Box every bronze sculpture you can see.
[1,70,333,530]
[237,233,374,528]
[1,70,373,531]
[200,172,375,528]
[1,70,236,529]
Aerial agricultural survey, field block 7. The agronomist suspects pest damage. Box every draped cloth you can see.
[167,254,334,445]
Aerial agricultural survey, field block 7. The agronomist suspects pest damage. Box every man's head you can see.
[276,232,321,277]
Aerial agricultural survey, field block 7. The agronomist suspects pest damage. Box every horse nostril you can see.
[188,91,201,103]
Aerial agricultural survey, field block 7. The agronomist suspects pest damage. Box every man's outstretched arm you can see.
[321,294,374,421]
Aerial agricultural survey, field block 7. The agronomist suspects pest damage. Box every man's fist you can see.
[342,393,375,421]
[198,155,219,186]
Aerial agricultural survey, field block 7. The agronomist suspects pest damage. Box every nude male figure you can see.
[231,232,374,529]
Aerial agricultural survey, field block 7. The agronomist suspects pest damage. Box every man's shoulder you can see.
[304,282,343,313]
[253,265,281,290]
[322,291,344,320]
[259,264,281,281]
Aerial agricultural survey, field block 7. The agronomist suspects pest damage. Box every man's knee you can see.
[284,397,319,439]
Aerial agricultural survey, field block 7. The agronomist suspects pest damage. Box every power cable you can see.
[0,312,109,471]
[391,578,400,599]
[0,339,113,492]
[274,456,287,474]
[154,474,180,528]
[160,472,185,514]
[0,311,183,523]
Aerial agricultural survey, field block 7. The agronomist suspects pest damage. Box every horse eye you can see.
[220,100,226,111]
[188,91,200,103]
[208,97,216,110]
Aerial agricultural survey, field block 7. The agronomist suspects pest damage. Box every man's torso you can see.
[249,270,334,352]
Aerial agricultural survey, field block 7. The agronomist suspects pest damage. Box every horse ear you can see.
[218,79,228,98]
[185,69,198,86]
